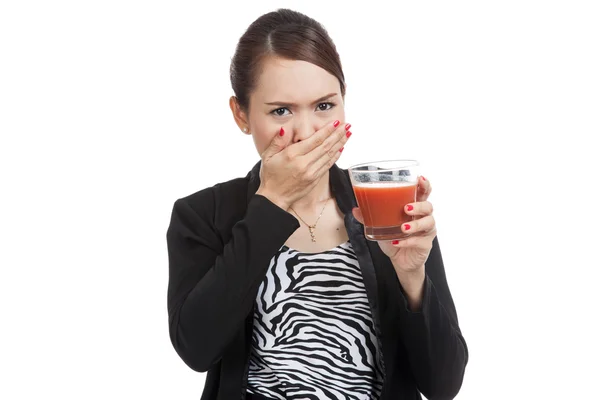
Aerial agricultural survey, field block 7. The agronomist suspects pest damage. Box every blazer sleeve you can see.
[397,236,469,400]
[166,191,300,372]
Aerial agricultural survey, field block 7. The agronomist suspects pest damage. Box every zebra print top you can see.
[246,239,385,400]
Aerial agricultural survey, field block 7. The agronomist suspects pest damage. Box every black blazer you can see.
[166,161,468,400]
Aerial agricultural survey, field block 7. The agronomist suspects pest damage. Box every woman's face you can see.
[231,57,345,156]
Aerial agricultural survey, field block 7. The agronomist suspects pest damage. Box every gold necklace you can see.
[289,198,332,243]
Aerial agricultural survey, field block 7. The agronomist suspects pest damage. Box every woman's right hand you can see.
[256,120,352,210]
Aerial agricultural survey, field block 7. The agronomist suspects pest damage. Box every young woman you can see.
[167,8,468,400]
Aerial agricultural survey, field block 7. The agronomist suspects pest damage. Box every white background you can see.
[1,0,599,399]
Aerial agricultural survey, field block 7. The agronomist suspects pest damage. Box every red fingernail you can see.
[406,204,414,211]
[404,224,411,231]
[345,123,351,130]
[339,147,344,152]
[421,176,426,181]
[279,127,285,136]
[392,240,400,245]
[333,120,340,127]
[346,131,352,138]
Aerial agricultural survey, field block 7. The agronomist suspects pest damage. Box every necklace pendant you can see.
[309,226,316,242]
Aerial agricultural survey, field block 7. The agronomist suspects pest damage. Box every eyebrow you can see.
[264,93,338,107]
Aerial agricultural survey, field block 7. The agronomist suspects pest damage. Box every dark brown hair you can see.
[230,8,346,112]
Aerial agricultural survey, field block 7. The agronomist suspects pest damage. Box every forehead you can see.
[252,57,340,102]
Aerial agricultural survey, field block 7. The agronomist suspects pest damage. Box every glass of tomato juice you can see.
[348,160,419,241]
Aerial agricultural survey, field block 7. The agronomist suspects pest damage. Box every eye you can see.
[316,102,335,111]
[271,107,291,116]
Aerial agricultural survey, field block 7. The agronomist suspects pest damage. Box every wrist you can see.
[394,266,426,311]
[256,188,290,211]
[394,265,425,281]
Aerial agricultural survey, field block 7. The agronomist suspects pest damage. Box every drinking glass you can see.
[348,160,419,241]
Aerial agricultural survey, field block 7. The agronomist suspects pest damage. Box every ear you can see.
[229,96,251,135]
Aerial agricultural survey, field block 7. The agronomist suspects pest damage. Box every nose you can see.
[292,117,320,144]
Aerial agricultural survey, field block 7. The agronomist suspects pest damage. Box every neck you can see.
[288,171,332,211]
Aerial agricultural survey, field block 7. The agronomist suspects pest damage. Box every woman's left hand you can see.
[352,176,437,275]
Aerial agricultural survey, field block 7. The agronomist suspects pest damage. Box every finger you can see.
[416,175,432,202]
[306,126,351,176]
[290,119,349,158]
[352,207,364,224]
[402,215,436,235]
[316,124,351,162]
[404,201,434,217]
[391,234,434,249]
[260,126,292,160]
[309,141,344,180]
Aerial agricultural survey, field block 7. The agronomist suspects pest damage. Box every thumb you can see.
[352,207,364,225]
[262,127,290,159]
